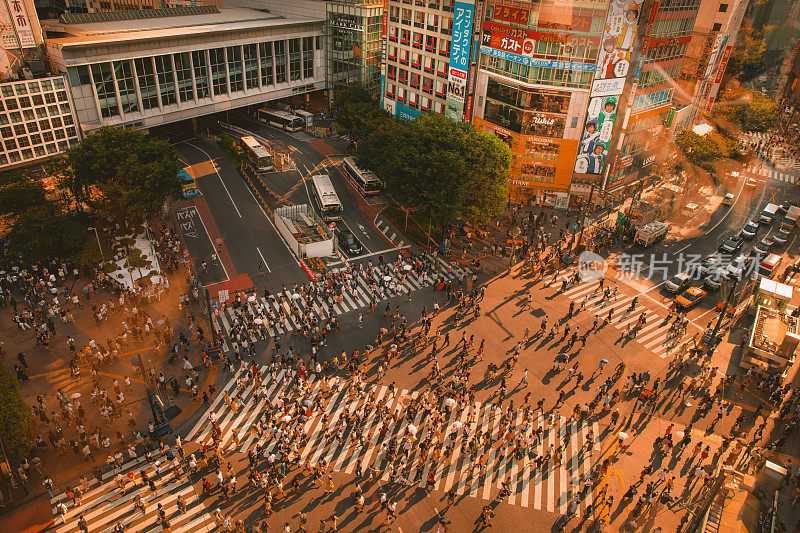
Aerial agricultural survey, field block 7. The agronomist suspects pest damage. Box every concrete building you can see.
[381,0,478,121]
[43,7,325,132]
[226,0,384,96]
[0,75,80,170]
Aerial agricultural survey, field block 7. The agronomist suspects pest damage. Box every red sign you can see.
[492,6,529,24]
[647,34,691,48]
[714,45,733,84]
[483,21,599,52]
[641,0,659,53]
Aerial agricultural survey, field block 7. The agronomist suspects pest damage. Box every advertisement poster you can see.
[379,0,388,109]
[445,0,475,121]
[2,0,36,49]
[574,0,642,175]
[480,45,595,71]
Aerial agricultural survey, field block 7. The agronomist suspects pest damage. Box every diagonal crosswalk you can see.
[212,255,469,353]
[743,163,798,184]
[49,456,214,533]
[187,365,601,515]
[559,278,690,359]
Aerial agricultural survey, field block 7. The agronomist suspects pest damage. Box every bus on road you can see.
[239,135,275,172]
[178,167,200,198]
[311,174,343,221]
[258,109,304,132]
[341,157,383,196]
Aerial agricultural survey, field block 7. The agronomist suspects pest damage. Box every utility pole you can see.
[205,289,217,346]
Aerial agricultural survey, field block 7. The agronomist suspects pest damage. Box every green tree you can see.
[58,126,181,220]
[737,91,778,132]
[0,364,35,465]
[675,130,725,164]
[333,84,393,145]
[4,203,86,263]
[0,174,47,216]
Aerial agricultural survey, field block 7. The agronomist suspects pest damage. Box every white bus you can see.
[293,109,314,130]
[238,136,275,172]
[258,109,304,132]
[341,157,383,196]
[311,174,343,221]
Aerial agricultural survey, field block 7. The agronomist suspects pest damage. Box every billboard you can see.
[574,0,642,175]
[1,0,36,49]
[379,0,388,109]
[445,0,475,121]
[482,21,601,53]
[492,5,529,24]
[479,46,595,71]
[395,101,422,122]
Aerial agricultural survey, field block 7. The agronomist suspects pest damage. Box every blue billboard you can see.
[395,102,422,122]
[445,0,475,121]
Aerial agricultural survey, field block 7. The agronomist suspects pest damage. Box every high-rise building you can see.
[380,0,478,121]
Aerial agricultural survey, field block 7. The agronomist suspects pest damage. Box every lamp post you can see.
[87,226,103,262]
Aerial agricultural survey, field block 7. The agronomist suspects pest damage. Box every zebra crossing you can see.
[560,278,691,359]
[49,456,213,533]
[212,255,469,353]
[186,366,601,515]
[743,163,798,184]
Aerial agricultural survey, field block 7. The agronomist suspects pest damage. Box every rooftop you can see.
[43,7,321,47]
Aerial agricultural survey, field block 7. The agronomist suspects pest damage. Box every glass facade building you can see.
[327,1,384,93]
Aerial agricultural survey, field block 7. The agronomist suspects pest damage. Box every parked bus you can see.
[178,167,200,198]
[341,157,383,196]
[293,109,314,131]
[238,135,275,172]
[258,109,304,132]
[311,174,343,221]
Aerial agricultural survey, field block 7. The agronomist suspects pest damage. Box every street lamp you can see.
[87,226,104,262]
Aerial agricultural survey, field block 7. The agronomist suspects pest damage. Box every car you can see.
[773,228,791,245]
[704,267,726,290]
[719,235,743,253]
[746,177,758,188]
[722,193,735,206]
[664,272,692,293]
[691,255,720,277]
[752,238,774,256]
[779,201,797,214]
[675,286,708,309]
[740,221,759,239]
[336,229,363,257]
[725,254,752,280]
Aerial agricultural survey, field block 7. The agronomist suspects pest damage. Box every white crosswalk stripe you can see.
[211,256,469,352]
[560,278,688,359]
[49,457,214,533]
[189,369,601,515]
[744,163,798,183]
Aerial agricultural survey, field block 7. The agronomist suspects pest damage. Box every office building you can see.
[43,7,325,132]
[226,0,384,95]
[381,0,478,121]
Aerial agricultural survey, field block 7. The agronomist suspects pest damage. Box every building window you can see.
[712,22,721,31]
[209,48,228,95]
[275,40,287,84]
[288,38,301,81]
[114,60,139,114]
[718,3,728,10]
[174,52,194,102]
[388,45,397,61]
[227,46,244,92]
[400,29,410,45]
[67,65,91,86]
[154,55,177,106]
[260,42,274,86]
[410,72,420,88]
[90,62,119,118]
[413,10,424,27]
[192,50,210,99]
[425,34,436,52]
[439,39,450,56]
[388,65,397,79]
[422,76,433,93]
[243,44,259,90]
[303,37,315,79]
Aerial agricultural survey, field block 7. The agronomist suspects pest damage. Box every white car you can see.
[704,266,727,289]
[664,272,692,293]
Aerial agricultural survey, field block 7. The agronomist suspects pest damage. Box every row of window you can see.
[480,55,593,90]
[68,38,320,118]
[658,0,701,12]
[0,109,74,128]
[394,0,454,13]
[0,139,75,168]
[651,17,695,39]
[387,66,448,96]
[0,77,66,98]
[384,85,447,113]
[644,43,689,62]
[639,64,681,88]
[389,7,453,35]
[386,48,450,77]
[3,125,77,152]
[389,26,452,55]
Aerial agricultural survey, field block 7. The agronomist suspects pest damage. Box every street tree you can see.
[4,202,86,263]
[58,126,181,220]
[0,173,47,216]
[333,84,393,145]
[0,363,35,465]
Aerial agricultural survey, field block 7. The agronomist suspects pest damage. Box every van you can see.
[681,203,700,217]
[722,193,735,206]
[760,203,779,224]
[634,221,670,247]
[781,205,800,231]
[758,253,783,278]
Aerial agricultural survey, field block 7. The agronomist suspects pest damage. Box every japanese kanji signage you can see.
[445,0,475,121]
[2,0,36,49]
[492,5,528,25]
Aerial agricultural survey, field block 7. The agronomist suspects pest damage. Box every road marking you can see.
[190,202,230,282]
[256,246,272,273]
[340,217,372,254]
[185,141,242,218]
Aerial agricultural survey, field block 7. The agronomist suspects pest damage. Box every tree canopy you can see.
[714,88,778,132]
[333,85,394,145]
[0,364,35,465]
[58,126,181,223]
[354,111,510,229]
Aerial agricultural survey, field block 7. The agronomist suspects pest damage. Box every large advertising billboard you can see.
[574,0,642,175]
[446,0,475,121]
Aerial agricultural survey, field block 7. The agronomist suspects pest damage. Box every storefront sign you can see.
[591,77,626,97]
[647,34,691,48]
[464,64,477,120]
[379,0,388,108]
[479,45,595,71]
[538,14,593,33]
[330,16,362,31]
[492,5,528,24]
[3,0,36,49]
[395,101,421,122]
[446,0,475,120]
[714,45,733,84]
[482,21,599,53]
[703,34,725,78]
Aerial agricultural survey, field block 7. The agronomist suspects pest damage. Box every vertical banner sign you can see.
[446,0,475,122]
[3,0,36,48]
[574,0,642,176]
[380,0,388,109]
